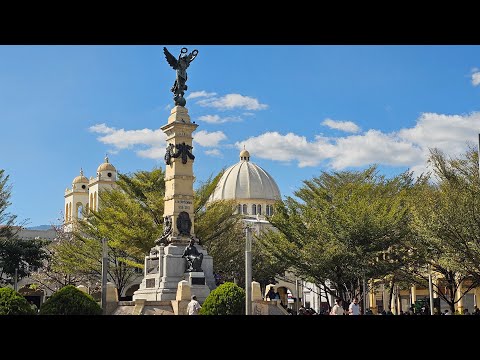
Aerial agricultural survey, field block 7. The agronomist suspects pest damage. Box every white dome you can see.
[210,151,281,202]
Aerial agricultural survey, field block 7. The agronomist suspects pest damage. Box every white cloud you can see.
[136,147,165,160]
[472,71,480,86]
[197,93,268,110]
[187,91,217,99]
[198,114,242,124]
[90,124,166,150]
[329,130,421,170]
[236,132,335,168]
[236,112,480,175]
[193,130,227,147]
[205,149,221,157]
[89,123,114,134]
[322,118,361,133]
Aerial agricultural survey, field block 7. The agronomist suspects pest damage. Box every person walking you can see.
[330,298,345,315]
[348,298,360,315]
[187,295,202,315]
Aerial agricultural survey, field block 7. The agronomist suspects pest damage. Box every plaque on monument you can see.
[146,258,159,274]
[146,279,156,288]
[191,277,205,285]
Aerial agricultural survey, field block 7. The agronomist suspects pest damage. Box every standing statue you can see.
[182,237,204,272]
[163,47,198,106]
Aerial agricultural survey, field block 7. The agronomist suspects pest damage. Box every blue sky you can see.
[1,45,479,226]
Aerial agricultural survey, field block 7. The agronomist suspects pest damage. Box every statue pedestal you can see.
[133,243,215,303]
[185,272,210,303]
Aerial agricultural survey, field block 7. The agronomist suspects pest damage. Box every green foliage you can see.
[0,169,16,237]
[407,147,480,311]
[0,287,36,315]
[0,237,49,286]
[258,166,414,304]
[199,282,245,315]
[39,285,102,315]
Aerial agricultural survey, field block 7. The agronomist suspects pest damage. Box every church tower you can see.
[63,156,118,232]
[64,169,89,232]
[88,155,117,212]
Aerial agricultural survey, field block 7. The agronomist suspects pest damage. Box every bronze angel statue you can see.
[163,47,198,106]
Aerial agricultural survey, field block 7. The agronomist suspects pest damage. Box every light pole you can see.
[363,277,367,314]
[14,267,18,292]
[428,264,434,315]
[101,237,108,315]
[245,226,252,315]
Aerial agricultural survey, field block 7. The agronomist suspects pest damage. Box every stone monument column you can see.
[161,105,198,241]
[133,47,214,304]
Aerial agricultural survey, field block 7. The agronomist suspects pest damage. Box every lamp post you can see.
[245,226,252,315]
[101,237,108,315]
[428,264,434,315]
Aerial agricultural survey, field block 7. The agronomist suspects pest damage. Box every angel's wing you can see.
[163,47,178,69]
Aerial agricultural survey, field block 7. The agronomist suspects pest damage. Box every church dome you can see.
[72,169,89,184]
[97,156,116,172]
[210,149,281,202]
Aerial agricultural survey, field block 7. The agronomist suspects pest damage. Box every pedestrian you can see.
[330,298,344,315]
[187,295,201,315]
[348,297,360,315]
[265,287,276,301]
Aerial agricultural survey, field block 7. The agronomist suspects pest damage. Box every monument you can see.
[133,47,215,304]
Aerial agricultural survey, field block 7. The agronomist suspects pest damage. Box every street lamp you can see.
[101,237,108,315]
[428,264,434,315]
[244,216,267,315]
[245,226,252,315]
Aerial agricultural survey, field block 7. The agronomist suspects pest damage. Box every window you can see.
[257,204,262,215]
[242,204,247,214]
[266,205,274,216]
[237,204,242,214]
[252,204,257,215]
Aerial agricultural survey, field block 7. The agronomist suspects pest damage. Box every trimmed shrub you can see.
[40,285,102,315]
[200,282,245,315]
[0,287,36,315]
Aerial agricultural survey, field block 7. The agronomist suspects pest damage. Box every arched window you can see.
[77,203,83,219]
[252,204,257,215]
[237,204,242,214]
[257,204,262,215]
[242,204,247,215]
[65,204,68,221]
[267,205,273,216]
[90,193,94,210]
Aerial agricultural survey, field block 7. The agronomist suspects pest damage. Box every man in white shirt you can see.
[349,298,360,315]
[187,295,202,315]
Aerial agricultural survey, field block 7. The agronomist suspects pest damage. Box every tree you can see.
[47,168,246,298]
[199,282,245,315]
[29,224,99,294]
[0,169,48,286]
[257,166,413,307]
[0,287,36,315]
[407,146,480,313]
[39,285,102,315]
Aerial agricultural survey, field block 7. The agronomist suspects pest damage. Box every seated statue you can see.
[182,237,203,272]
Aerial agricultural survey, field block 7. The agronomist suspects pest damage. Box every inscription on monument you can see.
[191,277,205,285]
[175,199,193,211]
[146,278,156,288]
